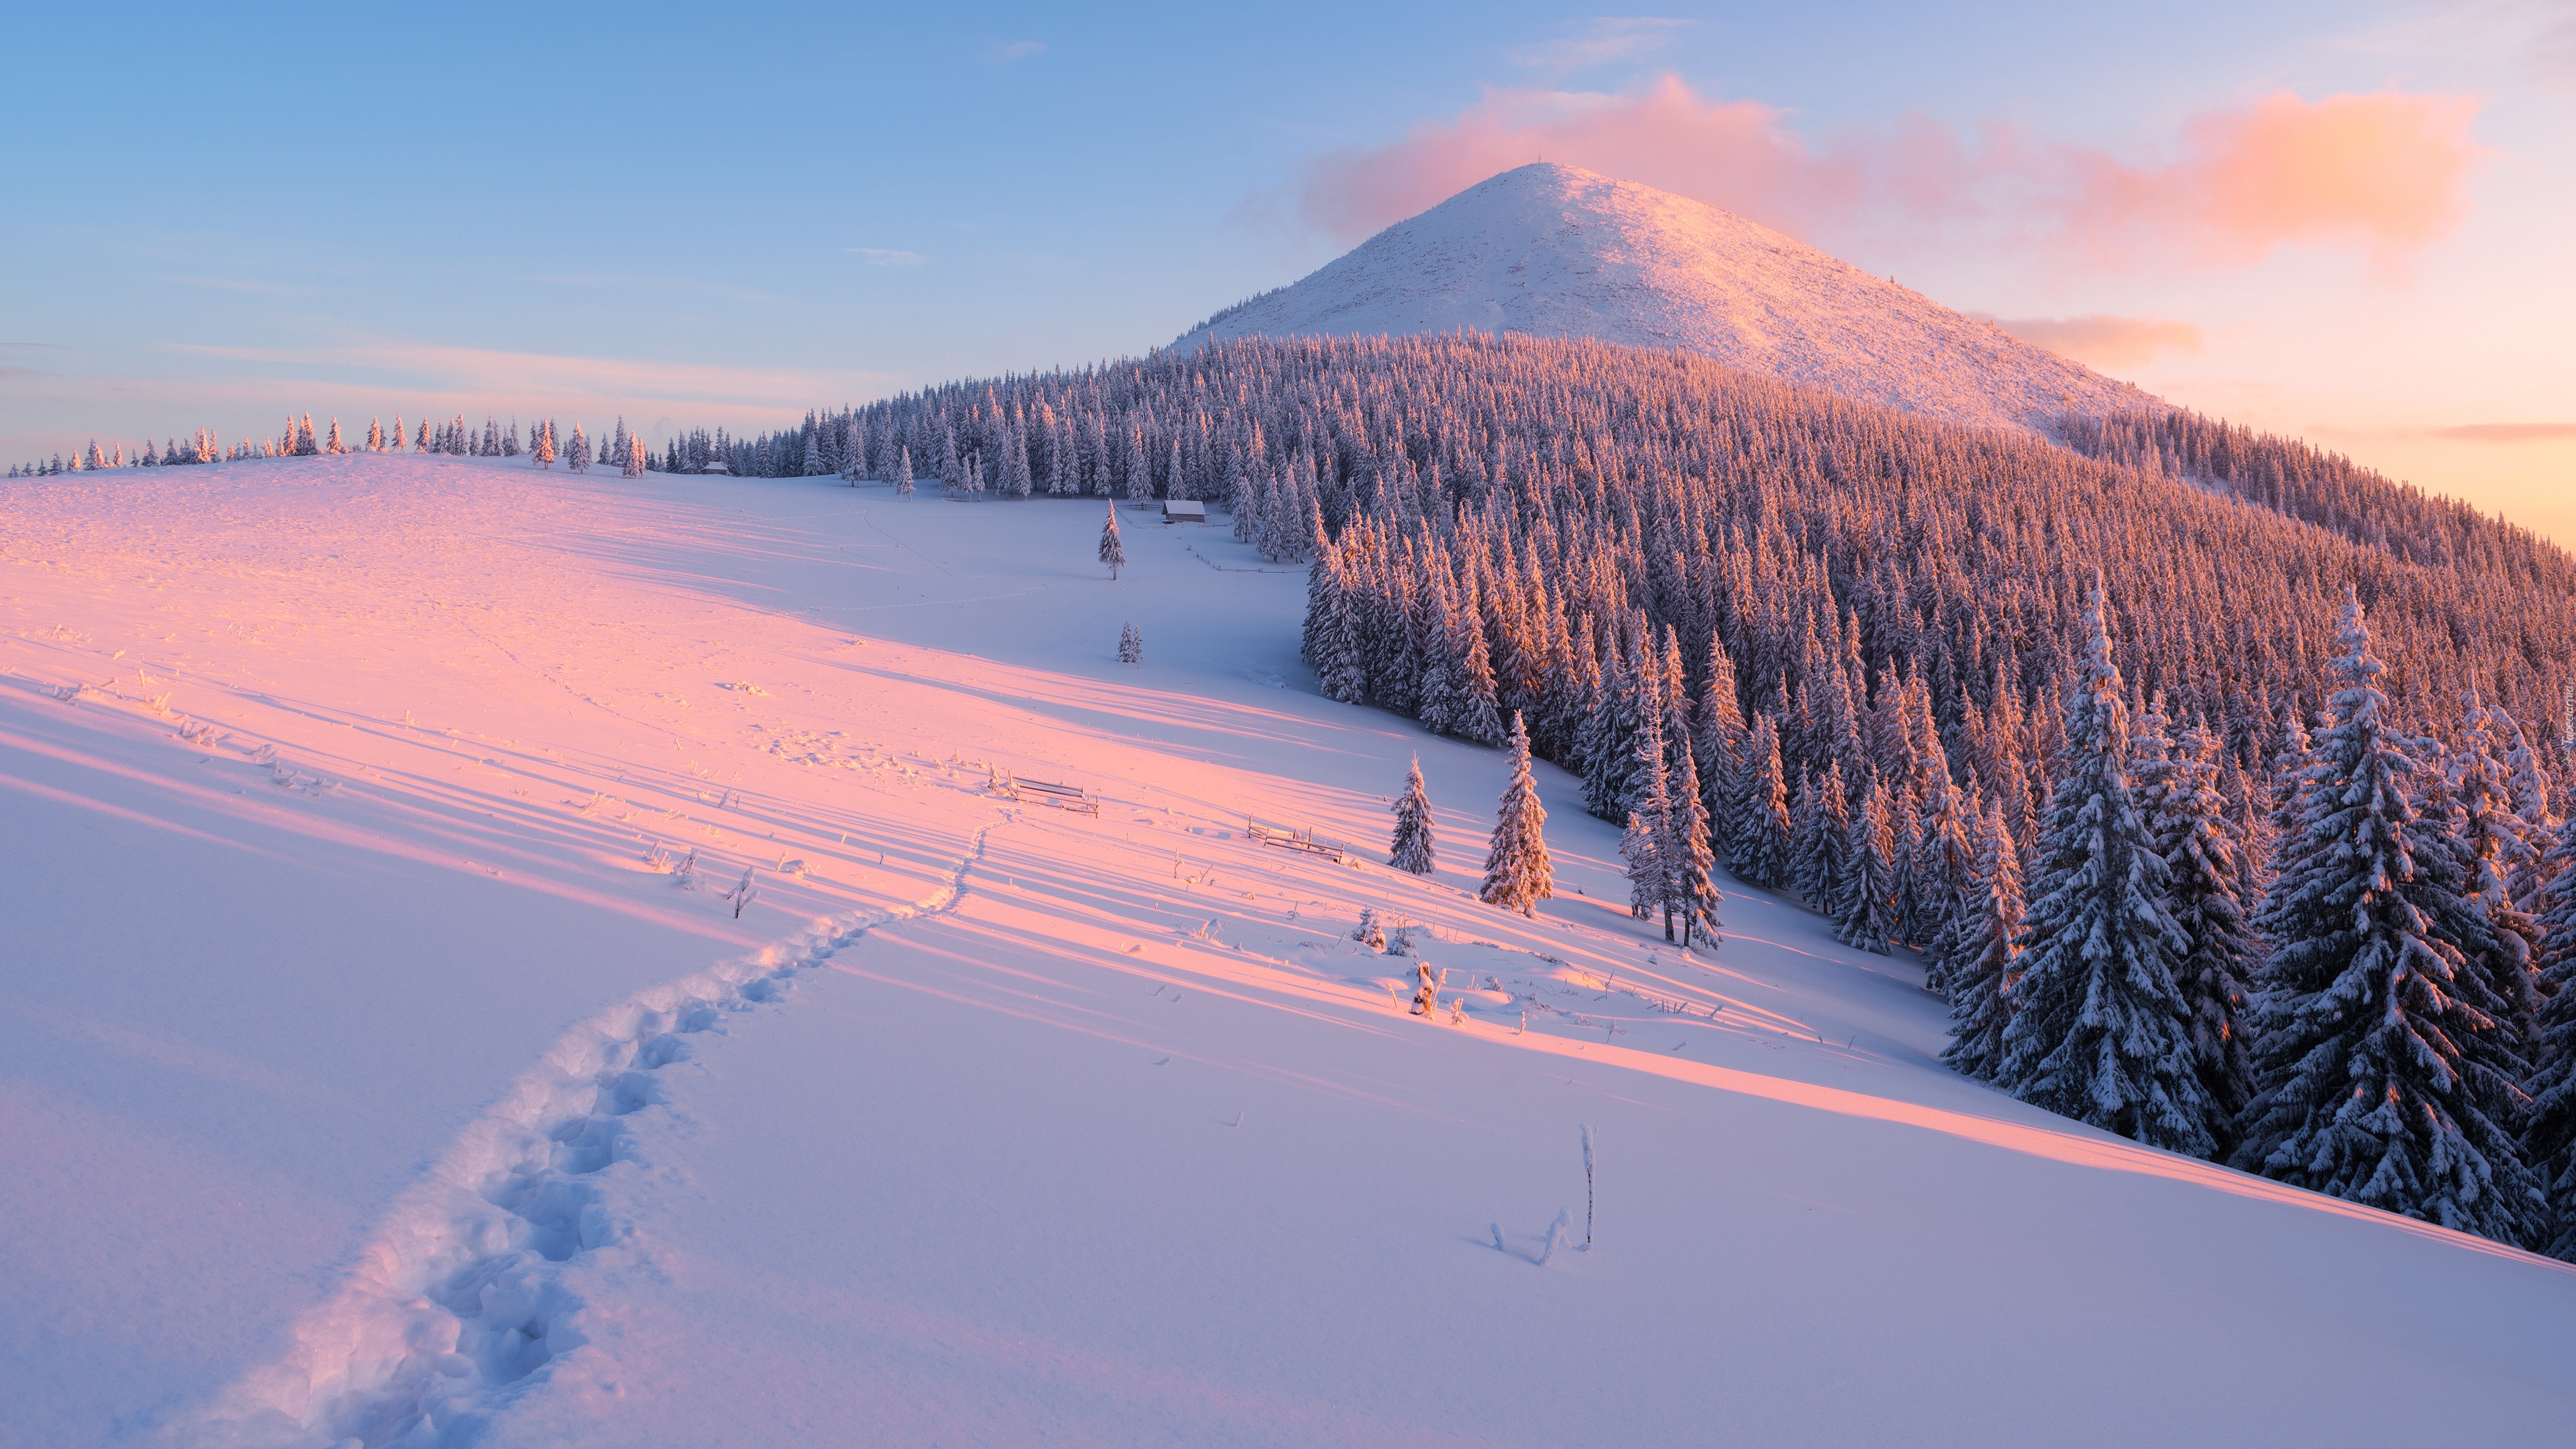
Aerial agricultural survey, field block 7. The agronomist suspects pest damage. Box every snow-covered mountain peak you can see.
[1179,162,2161,432]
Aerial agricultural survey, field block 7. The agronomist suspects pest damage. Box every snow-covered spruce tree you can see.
[2234,590,2542,1242]
[1480,712,1553,916]
[1730,713,1794,889]
[533,420,556,469]
[1696,632,1748,841]
[1621,720,1672,929]
[1669,745,1722,949]
[365,417,382,452]
[1390,756,1437,876]
[568,423,591,474]
[893,445,914,497]
[1099,504,1125,580]
[414,418,429,452]
[2148,721,2258,1141]
[1448,568,1504,746]
[1308,509,1366,704]
[2451,693,2546,1050]
[1621,805,1664,926]
[1913,772,1977,994]
[1117,620,1142,665]
[623,433,647,478]
[2525,815,2576,1259]
[1993,582,2215,1157]
[1788,759,1850,909]
[1944,796,2027,1080]
[1836,771,1899,955]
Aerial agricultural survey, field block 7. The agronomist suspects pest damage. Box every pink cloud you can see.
[1293,77,2484,273]
[1981,315,2204,370]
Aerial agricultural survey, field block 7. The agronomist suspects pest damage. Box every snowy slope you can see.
[1175,163,2161,432]
[5,456,2572,1448]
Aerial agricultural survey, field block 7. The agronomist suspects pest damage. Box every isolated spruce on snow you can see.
[2234,589,2542,1241]
[1992,581,2215,1157]
[1117,620,1143,665]
[1482,712,1553,916]
[1099,505,1125,580]
[1390,757,1437,876]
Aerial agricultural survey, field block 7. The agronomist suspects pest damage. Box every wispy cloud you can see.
[1291,76,2485,276]
[986,39,1045,63]
[1511,17,1690,76]
[845,248,925,267]
[2434,423,2576,442]
[1983,314,2204,369]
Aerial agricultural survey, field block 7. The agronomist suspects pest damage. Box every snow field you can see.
[4,454,2572,1446]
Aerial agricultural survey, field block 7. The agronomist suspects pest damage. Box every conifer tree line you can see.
[11,411,654,478]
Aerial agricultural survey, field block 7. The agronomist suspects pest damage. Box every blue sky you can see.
[6,2,2570,537]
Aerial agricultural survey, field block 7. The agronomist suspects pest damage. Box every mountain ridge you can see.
[1176,163,2161,433]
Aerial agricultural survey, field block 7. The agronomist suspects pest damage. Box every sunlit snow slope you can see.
[1175,163,2160,432]
[4,455,2570,1448]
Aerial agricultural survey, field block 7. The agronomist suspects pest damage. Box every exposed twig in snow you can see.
[1581,1124,1596,1249]
[1540,1208,1571,1267]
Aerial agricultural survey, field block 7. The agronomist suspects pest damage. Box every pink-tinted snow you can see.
[3,454,2568,1447]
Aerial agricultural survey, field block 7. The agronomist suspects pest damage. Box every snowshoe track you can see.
[179,825,996,1448]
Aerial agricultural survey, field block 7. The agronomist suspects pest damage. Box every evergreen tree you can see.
[1836,772,1900,955]
[1390,756,1437,876]
[1621,805,1665,927]
[2149,721,2258,1141]
[1730,713,1794,889]
[1480,712,1554,916]
[366,417,382,452]
[2452,693,2546,1049]
[2524,814,2576,1259]
[1449,569,1504,746]
[1789,760,1851,908]
[2235,590,2542,1240]
[1913,774,1977,993]
[1669,746,1723,949]
[1994,582,2214,1157]
[1117,620,1142,664]
[623,433,647,478]
[533,420,556,468]
[568,423,592,473]
[894,445,914,497]
[1943,799,2027,1080]
[1099,504,1125,579]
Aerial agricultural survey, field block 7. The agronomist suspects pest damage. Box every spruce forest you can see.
[695,331,2576,1253]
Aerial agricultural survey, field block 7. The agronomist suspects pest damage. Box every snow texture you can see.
[3,455,2573,1448]
[1175,163,2165,433]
